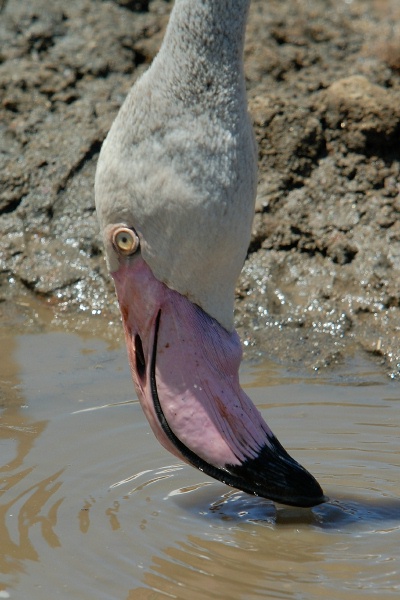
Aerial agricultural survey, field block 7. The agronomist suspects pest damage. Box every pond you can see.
[0,328,399,599]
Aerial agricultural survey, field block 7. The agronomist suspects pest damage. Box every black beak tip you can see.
[225,439,326,508]
[280,475,327,508]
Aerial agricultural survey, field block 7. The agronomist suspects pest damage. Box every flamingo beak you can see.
[112,257,326,508]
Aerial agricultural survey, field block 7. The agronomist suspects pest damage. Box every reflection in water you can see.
[79,497,96,534]
[0,468,64,562]
[0,335,64,588]
[106,500,121,531]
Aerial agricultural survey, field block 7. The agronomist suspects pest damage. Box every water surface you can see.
[0,330,399,599]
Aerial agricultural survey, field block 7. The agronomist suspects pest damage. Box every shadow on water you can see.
[170,483,400,531]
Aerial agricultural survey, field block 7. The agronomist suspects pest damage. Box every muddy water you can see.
[0,328,399,599]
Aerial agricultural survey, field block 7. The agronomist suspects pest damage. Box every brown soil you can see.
[0,0,399,378]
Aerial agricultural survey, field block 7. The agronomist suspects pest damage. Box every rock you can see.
[316,75,400,153]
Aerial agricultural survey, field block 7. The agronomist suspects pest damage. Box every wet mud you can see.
[0,0,399,377]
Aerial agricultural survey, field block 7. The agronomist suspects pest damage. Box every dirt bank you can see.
[0,0,399,378]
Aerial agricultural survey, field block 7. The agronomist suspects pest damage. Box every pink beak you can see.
[112,257,325,507]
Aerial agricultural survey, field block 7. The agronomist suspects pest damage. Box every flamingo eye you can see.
[113,227,140,256]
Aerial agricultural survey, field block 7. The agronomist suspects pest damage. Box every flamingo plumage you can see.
[95,0,325,507]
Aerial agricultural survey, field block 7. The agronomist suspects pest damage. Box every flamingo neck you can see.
[152,0,250,106]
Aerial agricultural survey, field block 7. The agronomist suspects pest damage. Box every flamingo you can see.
[94,0,325,507]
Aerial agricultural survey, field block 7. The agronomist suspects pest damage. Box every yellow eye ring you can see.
[112,227,140,256]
